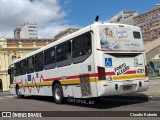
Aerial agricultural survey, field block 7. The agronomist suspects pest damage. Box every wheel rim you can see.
[55,87,61,101]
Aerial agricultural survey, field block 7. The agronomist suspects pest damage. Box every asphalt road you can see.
[0,95,159,120]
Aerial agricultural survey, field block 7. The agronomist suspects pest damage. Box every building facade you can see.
[19,23,38,39]
[14,28,21,39]
[133,5,160,43]
[0,35,55,91]
[54,28,79,39]
[107,11,138,25]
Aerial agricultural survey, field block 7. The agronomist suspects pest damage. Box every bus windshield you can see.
[99,25,144,51]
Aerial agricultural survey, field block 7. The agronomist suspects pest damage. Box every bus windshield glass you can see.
[99,25,144,51]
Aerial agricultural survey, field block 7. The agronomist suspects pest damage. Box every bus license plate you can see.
[123,85,132,91]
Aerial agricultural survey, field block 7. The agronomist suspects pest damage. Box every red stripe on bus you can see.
[125,70,136,74]
[44,77,61,81]
[66,75,79,79]
[16,82,22,84]
[106,72,115,75]
[89,73,98,77]
[43,70,136,81]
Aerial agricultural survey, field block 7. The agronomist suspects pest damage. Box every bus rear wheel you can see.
[53,83,64,104]
[16,85,24,98]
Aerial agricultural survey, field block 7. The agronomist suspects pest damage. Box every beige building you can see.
[0,36,55,92]
[54,28,79,39]
[14,28,21,39]
[133,5,160,43]
[107,10,138,25]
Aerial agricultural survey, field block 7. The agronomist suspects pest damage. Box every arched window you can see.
[12,55,17,62]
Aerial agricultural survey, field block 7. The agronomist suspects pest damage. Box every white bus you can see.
[8,22,149,104]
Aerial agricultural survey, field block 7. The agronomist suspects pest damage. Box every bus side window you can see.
[35,52,44,72]
[19,60,26,75]
[72,33,92,64]
[44,47,56,70]
[27,56,34,74]
[15,62,20,76]
[10,67,14,84]
[57,41,72,67]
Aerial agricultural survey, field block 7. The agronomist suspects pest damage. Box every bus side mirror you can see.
[8,68,11,74]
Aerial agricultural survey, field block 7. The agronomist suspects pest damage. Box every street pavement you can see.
[140,78,160,98]
[0,79,159,119]
[0,94,160,119]
[0,91,16,100]
[122,78,160,101]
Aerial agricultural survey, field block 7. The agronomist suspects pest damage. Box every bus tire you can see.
[16,85,24,98]
[53,83,64,104]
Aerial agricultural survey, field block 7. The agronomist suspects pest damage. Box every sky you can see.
[0,0,159,38]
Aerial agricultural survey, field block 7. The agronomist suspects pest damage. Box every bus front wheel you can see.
[53,83,64,104]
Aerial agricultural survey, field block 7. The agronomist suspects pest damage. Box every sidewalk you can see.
[0,91,12,97]
[137,78,160,100]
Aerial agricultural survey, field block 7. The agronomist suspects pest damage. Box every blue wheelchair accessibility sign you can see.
[105,58,112,66]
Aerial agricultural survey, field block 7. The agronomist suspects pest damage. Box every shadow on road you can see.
[20,94,149,109]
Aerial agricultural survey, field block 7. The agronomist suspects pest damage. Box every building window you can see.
[28,26,36,28]
[12,56,17,62]
[133,31,141,39]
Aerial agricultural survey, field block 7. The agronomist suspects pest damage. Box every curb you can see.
[128,95,160,101]
[148,95,160,101]
[102,95,160,101]
[149,77,160,80]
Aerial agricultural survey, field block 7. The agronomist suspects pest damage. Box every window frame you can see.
[14,62,20,77]
[72,32,92,64]
[19,60,26,75]
[133,31,141,39]
[56,40,72,67]
[44,47,56,70]
[26,56,35,74]
[35,52,44,72]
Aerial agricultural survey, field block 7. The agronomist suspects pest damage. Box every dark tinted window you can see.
[27,56,34,73]
[10,67,14,84]
[44,47,56,70]
[35,52,43,72]
[14,62,20,76]
[133,31,141,39]
[72,33,91,63]
[19,60,26,75]
[57,41,72,67]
